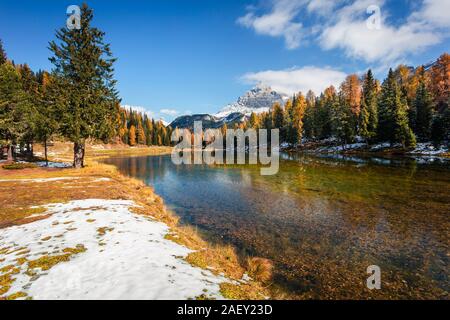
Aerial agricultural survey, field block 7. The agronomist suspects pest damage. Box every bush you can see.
[246,257,273,283]
[2,163,38,170]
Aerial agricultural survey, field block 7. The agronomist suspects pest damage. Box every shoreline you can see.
[0,144,270,300]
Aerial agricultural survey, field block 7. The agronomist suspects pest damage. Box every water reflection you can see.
[103,153,450,299]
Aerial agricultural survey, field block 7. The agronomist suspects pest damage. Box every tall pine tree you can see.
[378,69,416,148]
[48,3,119,168]
[359,70,378,143]
[414,78,434,141]
[0,39,7,65]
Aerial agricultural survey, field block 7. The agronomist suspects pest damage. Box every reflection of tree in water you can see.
[104,154,449,299]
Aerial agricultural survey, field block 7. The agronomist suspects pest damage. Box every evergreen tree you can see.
[282,99,293,143]
[378,69,416,148]
[0,63,31,161]
[414,78,434,141]
[359,70,378,143]
[48,3,119,168]
[0,39,6,65]
[272,102,284,129]
[331,94,355,146]
[303,90,316,140]
[34,72,60,165]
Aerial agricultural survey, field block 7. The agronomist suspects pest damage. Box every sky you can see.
[0,0,449,122]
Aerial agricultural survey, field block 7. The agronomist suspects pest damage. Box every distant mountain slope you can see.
[215,85,288,118]
[170,85,288,129]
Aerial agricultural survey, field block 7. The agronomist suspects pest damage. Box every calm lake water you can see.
[103,153,449,299]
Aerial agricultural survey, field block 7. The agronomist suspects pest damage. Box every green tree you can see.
[359,70,378,143]
[48,3,119,168]
[378,69,416,148]
[413,78,434,141]
[331,94,355,146]
[272,102,284,130]
[34,72,60,165]
[0,63,31,161]
[303,90,316,140]
[0,39,6,65]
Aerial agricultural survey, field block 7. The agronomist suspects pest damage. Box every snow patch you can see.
[0,199,226,300]
[36,162,72,168]
[0,177,80,183]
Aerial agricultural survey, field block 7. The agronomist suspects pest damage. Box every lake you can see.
[103,153,449,299]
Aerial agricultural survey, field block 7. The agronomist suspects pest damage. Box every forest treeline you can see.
[0,4,172,168]
[234,53,449,149]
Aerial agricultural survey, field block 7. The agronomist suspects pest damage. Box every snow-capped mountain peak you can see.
[215,85,288,118]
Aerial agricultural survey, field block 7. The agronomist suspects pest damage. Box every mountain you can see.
[215,84,288,118]
[169,85,288,129]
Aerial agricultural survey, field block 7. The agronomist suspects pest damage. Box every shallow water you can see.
[103,153,450,299]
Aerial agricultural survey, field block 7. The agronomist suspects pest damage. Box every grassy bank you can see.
[0,143,271,300]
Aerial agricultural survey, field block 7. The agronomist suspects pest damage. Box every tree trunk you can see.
[73,142,85,168]
[44,140,48,167]
[27,143,34,161]
[7,145,13,162]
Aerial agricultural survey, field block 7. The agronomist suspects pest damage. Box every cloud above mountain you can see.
[121,105,179,123]
[241,66,347,96]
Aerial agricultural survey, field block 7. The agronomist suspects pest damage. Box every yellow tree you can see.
[129,125,136,146]
[293,93,307,144]
[340,74,362,116]
[430,53,450,107]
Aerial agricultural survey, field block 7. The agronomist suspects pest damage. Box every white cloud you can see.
[237,0,306,49]
[121,105,179,123]
[241,66,347,95]
[307,0,342,15]
[121,105,155,118]
[411,0,450,28]
[319,0,442,65]
[237,0,448,65]
[160,109,179,116]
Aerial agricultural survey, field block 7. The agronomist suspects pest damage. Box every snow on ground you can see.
[316,143,366,153]
[0,177,81,183]
[36,161,72,168]
[408,143,449,155]
[0,199,226,300]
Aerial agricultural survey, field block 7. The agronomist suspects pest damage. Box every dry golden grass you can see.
[246,257,273,283]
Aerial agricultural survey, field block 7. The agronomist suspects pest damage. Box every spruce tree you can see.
[34,72,60,165]
[48,3,119,168]
[414,79,434,141]
[303,91,316,140]
[0,39,7,65]
[0,63,31,161]
[359,70,378,143]
[331,94,355,146]
[378,69,416,148]
[272,103,284,130]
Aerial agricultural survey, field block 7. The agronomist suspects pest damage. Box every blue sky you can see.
[0,0,449,122]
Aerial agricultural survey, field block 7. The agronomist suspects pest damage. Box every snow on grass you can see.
[0,177,81,183]
[408,143,448,156]
[35,161,72,168]
[0,199,226,300]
